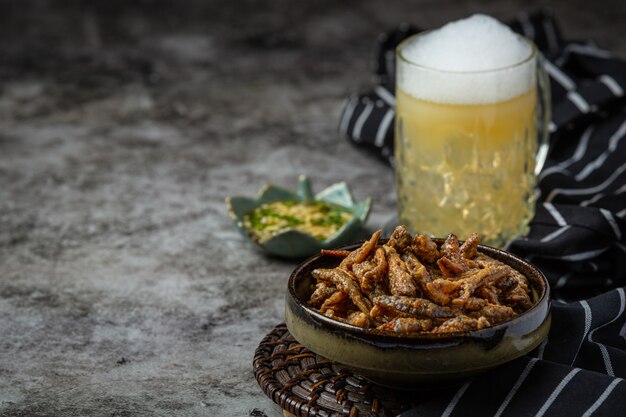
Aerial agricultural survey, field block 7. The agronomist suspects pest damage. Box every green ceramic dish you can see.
[285,239,551,388]
[226,176,371,259]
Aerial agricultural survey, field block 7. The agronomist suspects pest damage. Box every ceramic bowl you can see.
[285,239,551,388]
[226,175,371,259]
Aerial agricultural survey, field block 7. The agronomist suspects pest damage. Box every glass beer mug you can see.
[394,23,550,248]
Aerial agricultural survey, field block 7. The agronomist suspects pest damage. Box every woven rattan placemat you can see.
[253,323,437,417]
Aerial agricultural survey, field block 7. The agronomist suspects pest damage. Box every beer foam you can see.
[398,14,535,104]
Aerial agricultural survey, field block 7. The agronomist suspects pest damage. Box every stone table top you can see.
[1,1,624,416]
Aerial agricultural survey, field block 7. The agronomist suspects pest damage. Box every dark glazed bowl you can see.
[285,239,551,388]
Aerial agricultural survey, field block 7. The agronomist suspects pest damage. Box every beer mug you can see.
[394,25,550,248]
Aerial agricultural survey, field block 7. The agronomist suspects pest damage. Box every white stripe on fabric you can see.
[567,91,591,113]
[567,43,613,59]
[545,161,626,203]
[541,225,571,243]
[599,345,615,376]
[600,208,622,240]
[535,368,581,417]
[494,358,539,417]
[518,13,535,39]
[581,182,626,207]
[581,194,603,207]
[441,380,471,417]
[599,75,624,97]
[537,339,548,359]
[618,208,626,218]
[588,289,625,376]
[540,167,571,183]
[555,272,572,289]
[352,100,374,141]
[580,196,598,207]
[542,17,559,54]
[557,44,613,65]
[581,378,623,417]
[339,96,358,136]
[575,120,626,181]
[576,152,611,181]
[544,202,568,226]
[374,109,394,147]
[573,301,593,365]
[374,85,396,106]
[604,119,626,151]
[544,60,576,91]
[620,321,626,342]
[615,183,626,194]
[559,247,609,261]
[539,126,593,181]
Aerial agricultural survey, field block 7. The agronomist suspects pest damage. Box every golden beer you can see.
[394,16,548,247]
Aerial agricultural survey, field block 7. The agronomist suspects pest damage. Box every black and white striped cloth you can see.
[339,11,626,416]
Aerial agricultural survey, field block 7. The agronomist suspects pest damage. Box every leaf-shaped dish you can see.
[226,175,372,259]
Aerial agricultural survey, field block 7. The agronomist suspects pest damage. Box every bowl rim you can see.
[287,238,551,344]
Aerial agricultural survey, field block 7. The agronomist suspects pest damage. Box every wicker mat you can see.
[253,323,439,417]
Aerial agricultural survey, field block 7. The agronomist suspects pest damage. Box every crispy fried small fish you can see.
[402,251,434,303]
[457,297,488,311]
[402,252,432,284]
[339,229,382,271]
[377,317,433,333]
[346,311,371,327]
[411,234,440,263]
[460,233,480,259]
[475,254,532,310]
[425,279,457,306]
[319,291,348,314]
[433,315,490,333]
[373,295,455,319]
[469,304,517,323]
[309,282,337,308]
[440,233,462,259]
[353,247,388,294]
[352,258,374,288]
[454,265,509,306]
[438,233,479,276]
[476,285,499,305]
[384,246,418,297]
[437,256,469,277]
[308,227,534,333]
[501,285,533,312]
[312,268,372,314]
[321,249,351,258]
[388,225,413,252]
[495,276,517,292]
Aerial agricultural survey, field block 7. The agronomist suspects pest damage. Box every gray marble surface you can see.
[1,1,624,416]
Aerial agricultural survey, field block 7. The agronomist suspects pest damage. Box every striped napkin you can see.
[339,11,626,416]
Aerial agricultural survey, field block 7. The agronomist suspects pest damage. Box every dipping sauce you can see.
[243,200,354,242]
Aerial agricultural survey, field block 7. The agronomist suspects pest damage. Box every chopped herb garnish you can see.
[243,200,354,242]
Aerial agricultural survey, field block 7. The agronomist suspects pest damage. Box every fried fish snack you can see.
[307,226,534,335]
